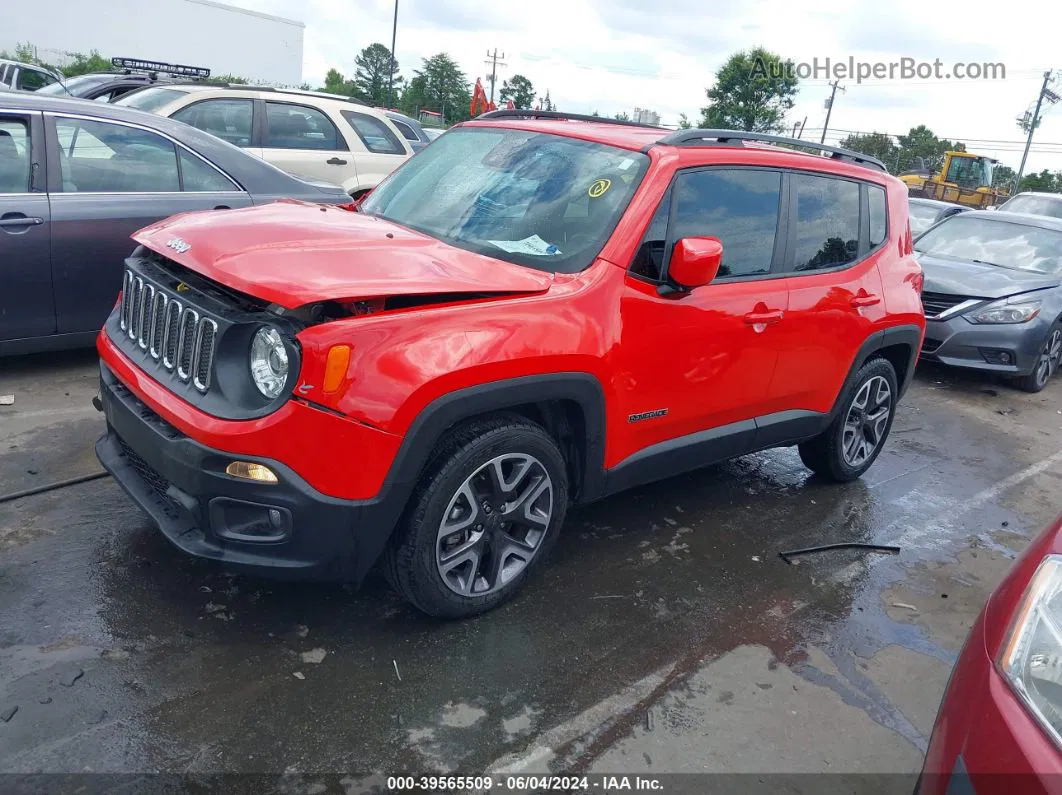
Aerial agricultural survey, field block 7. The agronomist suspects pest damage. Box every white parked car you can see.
[116,85,412,197]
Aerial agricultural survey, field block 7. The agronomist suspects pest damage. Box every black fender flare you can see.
[829,323,923,419]
[350,373,607,580]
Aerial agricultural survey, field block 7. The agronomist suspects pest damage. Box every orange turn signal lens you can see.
[323,345,351,393]
[225,461,279,483]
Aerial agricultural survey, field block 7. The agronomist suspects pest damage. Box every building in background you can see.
[633,108,661,126]
[5,0,304,86]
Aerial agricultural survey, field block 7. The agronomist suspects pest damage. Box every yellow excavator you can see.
[899,149,1009,208]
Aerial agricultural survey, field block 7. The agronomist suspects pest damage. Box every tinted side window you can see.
[172,99,253,147]
[56,118,179,193]
[266,102,344,151]
[869,185,887,246]
[391,119,419,142]
[180,149,239,191]
[630,187,672,280]
[0,119,32,193]
[792,174,860,271]
[17,68,54,91]
[341,111,406,155]
[670,169,782,279]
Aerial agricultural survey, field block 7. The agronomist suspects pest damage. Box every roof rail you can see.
[169,83,369,105]
[111,57,210,79]
[656,129,887,172]
[477,109,666,130]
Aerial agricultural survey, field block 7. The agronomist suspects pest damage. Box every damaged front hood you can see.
[133,200,554,309]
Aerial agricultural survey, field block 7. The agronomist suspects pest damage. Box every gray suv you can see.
[916,210,1062,392]
[0,93,347,356]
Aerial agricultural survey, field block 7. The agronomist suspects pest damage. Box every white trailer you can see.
[4,0,305,86]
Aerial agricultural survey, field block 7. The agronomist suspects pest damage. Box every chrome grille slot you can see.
[193,319,218,392]
[176,308,200,381]
[128,277,144,340]
[149,291,168,360]
[162,299,182,369]
[137,284,155,349]
[119,271,133,331]
[114,265,224,397]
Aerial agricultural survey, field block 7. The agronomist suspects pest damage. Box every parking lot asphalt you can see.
[1,349,1061,791]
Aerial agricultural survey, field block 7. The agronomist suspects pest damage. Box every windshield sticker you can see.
[489,235,562,256]
[589,178,612,199]
[618,158,635,170]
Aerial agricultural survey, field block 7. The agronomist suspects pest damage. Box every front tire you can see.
[1016,325,1061,393]
[798,358,898,482]
[384,416,569,619]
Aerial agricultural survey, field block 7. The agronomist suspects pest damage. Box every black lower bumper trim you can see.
[95,363,402,581]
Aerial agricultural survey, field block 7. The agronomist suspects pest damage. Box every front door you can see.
[261,101,355,186]
[0,110,54,343]
[47,114,253,334]
[614,167,790,467]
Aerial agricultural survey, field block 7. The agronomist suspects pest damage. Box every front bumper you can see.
[920,314,1051,376]
[95,363,398,581]
[919,610,1062,795]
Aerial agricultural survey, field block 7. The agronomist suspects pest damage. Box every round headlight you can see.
[250,327,289,399]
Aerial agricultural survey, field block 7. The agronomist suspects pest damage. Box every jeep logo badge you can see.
[166,238,191,254]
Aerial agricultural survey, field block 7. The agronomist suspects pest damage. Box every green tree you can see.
[700,48,798,132]
[354,43,402,106]
[839,132,899,172]
[538,90,555,111]
[205,74,249,86]
[589,109,601,117]
[500,74,535,109]
[993,164,1016,190]
[1019,169,1062,193]
[614,111,630,121]
[59,50,111,77]
[895,125,956,174]
[400,53,471,124]
[320,68,356,96]
[677,112,693,130]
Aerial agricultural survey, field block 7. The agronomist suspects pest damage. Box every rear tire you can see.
[798,358,898,482]
[384,415,569,619]
[1016,325,1061,393]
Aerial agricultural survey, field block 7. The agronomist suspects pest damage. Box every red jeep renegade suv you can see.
[94,111,924,618]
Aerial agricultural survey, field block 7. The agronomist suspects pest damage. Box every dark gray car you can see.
[916,210,1062,392]
[997,192,1062,220]
[0,93,347,355]
[909,196,967,236]
[383,110,432,151]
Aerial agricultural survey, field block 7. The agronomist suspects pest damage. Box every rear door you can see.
[46,112,253,334]
[340,109,411,188]
[261,100,354,185]
[766,173,889,415]
[0,110,54,342]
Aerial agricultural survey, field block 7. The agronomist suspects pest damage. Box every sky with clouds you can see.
[227,0,1062,174]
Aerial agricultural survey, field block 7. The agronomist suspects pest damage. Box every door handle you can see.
[0,216,43,228]
[326,157,347,165]
[850,294,881,308]
[743,309,784,325]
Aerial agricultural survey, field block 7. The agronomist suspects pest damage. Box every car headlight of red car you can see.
[1001,556,1062,745]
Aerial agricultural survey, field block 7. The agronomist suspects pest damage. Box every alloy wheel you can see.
[1035,329,1062,388]
[842,375,893,468]
[435,453,554,597]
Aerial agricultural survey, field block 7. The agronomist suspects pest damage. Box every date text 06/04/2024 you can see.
[385,775,665,791]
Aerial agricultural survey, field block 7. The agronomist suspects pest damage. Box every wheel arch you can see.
[386,373,608,505]
[829,324,923,418]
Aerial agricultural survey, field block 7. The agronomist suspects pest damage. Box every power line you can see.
[820,80,844,144]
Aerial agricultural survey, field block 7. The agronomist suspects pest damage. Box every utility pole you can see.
[1014,70,1058,193]
[386,0,399,109]
[820,80,844,144]
[484,48,507,104]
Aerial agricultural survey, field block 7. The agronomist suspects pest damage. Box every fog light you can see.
[268,508,285,529]
[980,348,1014,365]
[225,461,279,483]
